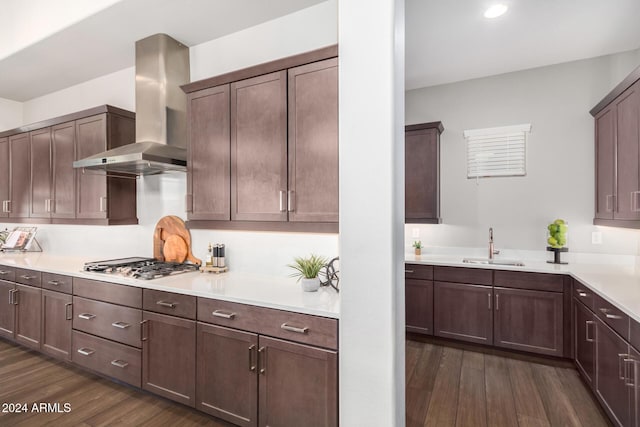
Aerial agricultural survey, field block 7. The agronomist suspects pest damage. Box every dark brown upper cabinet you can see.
[0,137,9,218]
[0,105,137,225]
[186,84,231,221]
[405,122,444,224]
[182,46,339,233]
[288,57,339,223]
[231,71,288,222]
[592,66,640,228]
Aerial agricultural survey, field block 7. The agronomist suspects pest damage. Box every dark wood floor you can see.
[0,338,231,427]
[406,339,612,427]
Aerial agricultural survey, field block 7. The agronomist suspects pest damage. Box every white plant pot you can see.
[301,277,320,292]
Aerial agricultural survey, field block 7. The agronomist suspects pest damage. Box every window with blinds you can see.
[464,124,531,178]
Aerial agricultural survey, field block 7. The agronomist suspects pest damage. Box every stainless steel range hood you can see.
[74,34,190,175]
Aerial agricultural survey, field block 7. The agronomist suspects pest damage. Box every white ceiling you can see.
[406,0,640,90]
[1,0,640,101]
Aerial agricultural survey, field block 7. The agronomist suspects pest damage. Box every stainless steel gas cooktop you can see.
[83,257,199,280]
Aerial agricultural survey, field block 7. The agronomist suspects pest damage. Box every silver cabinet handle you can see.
[185,194,193,213]
[156,301,176,308]
[281,323,309,334]
[287,190,295,212]
[4,200,10,213]
[279,190,286,212]
[65,303,73,320]
[488,293,491,310]
[632,191,640,212]
[78,313,96,320]
[11,289,18,305]
[606,194,616,212]
[20,275,36,280]
[212,310,236,319]
[45,199,50,213]
[585,320,594,342]
[624,358,636,387]
[77,348,95,356]
[600,308,623,319]
[111,360,129,369]
[495,294,500,311]
[48,280,60,286]
[405,270,414,274]
[249,344,256,372]
[9,289,16,305]
[112,321,131,329]
[141,320,148,341]
[619,353,629,380]
[576,289,588,297]
[258,346,266,374]
[99,196,107,212]
[0,270,11,275]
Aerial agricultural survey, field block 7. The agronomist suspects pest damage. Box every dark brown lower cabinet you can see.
[142,311,196,407]
[575,298,596,386]
[405,279,433,334]
[41,290,72,360]
[493,287,563,356]
[0,280,15,339]
[596,317,631,426]
[259,336,338,427]
[197,322,258,427]
[630,346,640,427]
[14,284,41,350]
[434,281,493,345]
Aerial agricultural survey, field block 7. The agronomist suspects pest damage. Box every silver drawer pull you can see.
[78,313,96,320]
[156,301,176,308]
[47,280,60,286]
[112,321,131,329]
[0,270,10,275]
[77,348,95,356]
[212,310,236,319]
[20,275,36,280]
[600,308,623,320]
[405,270,414,273]
[577,290,588,297]
[281,323,309,334]
[111,360,129,369]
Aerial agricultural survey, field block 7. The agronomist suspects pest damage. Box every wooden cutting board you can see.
[153,216,201,265]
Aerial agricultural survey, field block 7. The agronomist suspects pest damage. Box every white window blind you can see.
[464,124,531,178]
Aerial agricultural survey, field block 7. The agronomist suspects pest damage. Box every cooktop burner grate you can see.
[83,257,199,280]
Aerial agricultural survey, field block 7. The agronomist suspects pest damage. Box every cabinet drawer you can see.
[572,280,594,311]
[494,270,564,292]
[15,268,41,287]
[72,330,141,388]
[405,264,433,280]
[198,298,338,350]
[434,266,493,285]
[42,273,73,294]
[143,289,196,319]
[593,293,629,340]
[74,278,142,308]
[0,266,15,282]
[73,297,142,347]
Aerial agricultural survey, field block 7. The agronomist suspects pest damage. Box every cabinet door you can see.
[258,336,337,427]
[615,81,640,220]
[406,128,439,223]
[76,114,107,219]
[629,346,640,427]
[0,280,15,340]
[196,322,258,427]
[51,122,76,219]
[187,85,231,221]
[41,290,72,360]
[14,284,41,350]
[9,133,30,218]
[0,138,8,218]
[405,279,433,335]
[30,128,52,218]
[596,317,630,427]
[493,287,563,356]
[288,58,339,223]
[142,311,196,407]
[575,299,596,386]
[595,104,616,220]
[231,71,287,222]
[433,281,493,345]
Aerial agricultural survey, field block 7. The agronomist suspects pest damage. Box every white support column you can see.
[338,0,405,425]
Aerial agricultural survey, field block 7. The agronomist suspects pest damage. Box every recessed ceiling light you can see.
[484,4,508,19]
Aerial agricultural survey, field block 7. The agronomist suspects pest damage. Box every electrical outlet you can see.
[411,228,420,238]
[592,231,602,245]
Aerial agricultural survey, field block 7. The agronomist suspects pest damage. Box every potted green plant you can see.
[413,240,423,256]
[288,254,328,292]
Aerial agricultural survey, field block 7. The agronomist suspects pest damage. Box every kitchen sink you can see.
[462,258,525,266]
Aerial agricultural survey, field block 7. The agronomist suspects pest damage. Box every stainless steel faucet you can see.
[489,227,500,260]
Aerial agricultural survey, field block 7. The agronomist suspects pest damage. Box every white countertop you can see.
[406,252,640,324]
[0,253,340,319]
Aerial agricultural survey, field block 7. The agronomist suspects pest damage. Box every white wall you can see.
[2,1,339,276]
[0,97,23,130]
[405,48,640,256]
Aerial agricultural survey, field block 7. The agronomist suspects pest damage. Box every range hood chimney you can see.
[73,34,190,175]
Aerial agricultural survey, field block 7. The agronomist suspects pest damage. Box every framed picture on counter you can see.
[1,227,38,252]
